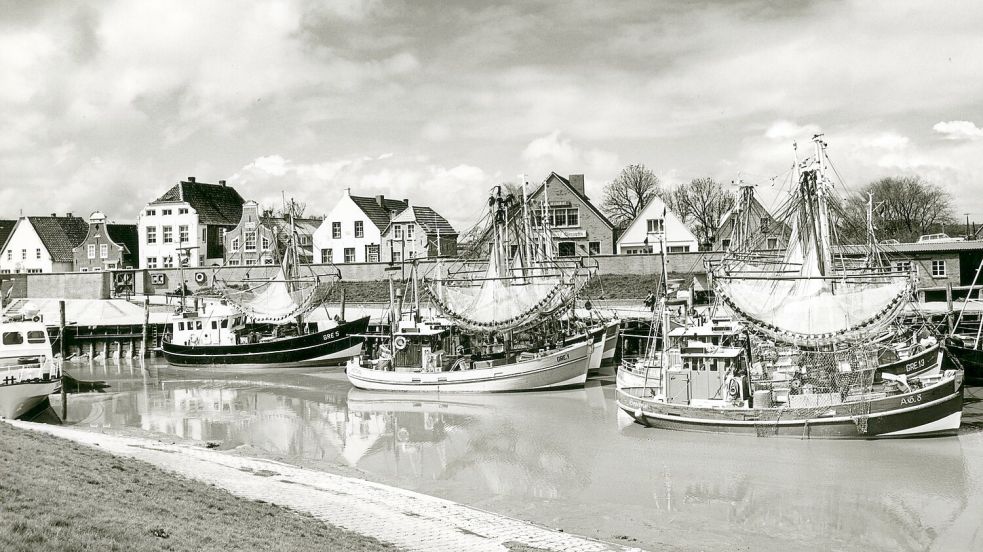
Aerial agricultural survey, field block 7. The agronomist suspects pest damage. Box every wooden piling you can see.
[947,282,954,333]
[340,287,347,322]
[59,300,67,420]
[141,297,150,358]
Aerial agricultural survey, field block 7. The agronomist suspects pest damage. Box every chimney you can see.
[219,179,226,186]
[187,176,196,183]
[66,212,73,218]
[403,198,408,206]
[568,174,585,195]
[50,212,56,217]
[375,194,385,207]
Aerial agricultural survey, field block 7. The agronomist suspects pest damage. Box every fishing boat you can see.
[943,257,983,384]
[0,307,61,419]
[347,182,596,392]
[617,135,963,438]
[162,202,367,369]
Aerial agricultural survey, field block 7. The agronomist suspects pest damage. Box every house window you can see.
[394,225,403,239]
[162,209,172,216]
[321,248,332,262]
[21,249,26,260]
[87,244,96,259]
[557,242,576,257]
[81,268,88,272]
[261,236,271,250]
[332,222,341,239]
[6,250,10,260]
[219,228,226,242]
[36,248,41,259]
[179,225,189,243]
[231,237,240,252]
[263,258,274,264]
[894,260,913,274]
[147,257,157,268]
[245,259,257,266]
[588,242,600,256]
[767,237,778,249]
[146,209,156,216]
[667,245,689,253]
[647,219,665,233]
[392,251,402,262]
[932,260,947,278]
[100,244,108,258]
[344,248,356,263]
[147,227,157,244]
[179,208,189,214]
[26,268,42,274]
[406,225,414,238]
[760,217,770,233]
[354,220,364,238]
[162,256,173,268]
[162,226,173,243]
[227,259,240,266]
[366,245,379,263]
[244,231,256,251]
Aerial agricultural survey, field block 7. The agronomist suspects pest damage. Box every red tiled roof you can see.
[0,219,15,252]
[28,216,89,262]
[350,195,408,231]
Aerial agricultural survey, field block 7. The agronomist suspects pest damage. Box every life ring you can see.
[194,272,207,285]
[393,336,408,351]
[727,377,742,399]
[32,315,41,322]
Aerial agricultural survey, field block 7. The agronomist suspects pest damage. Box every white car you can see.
[917,233,965,243]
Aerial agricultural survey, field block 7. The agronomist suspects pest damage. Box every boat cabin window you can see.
[196,321,203,330]
[26,331,46,344]
[221,320,228,328]
[3,332,24,345]
[178,322,185,331]
[211,321,218,330]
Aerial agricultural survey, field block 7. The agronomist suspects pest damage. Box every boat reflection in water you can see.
[54,359,983,552]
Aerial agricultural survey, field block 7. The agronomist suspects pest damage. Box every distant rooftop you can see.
[150,178,244,225]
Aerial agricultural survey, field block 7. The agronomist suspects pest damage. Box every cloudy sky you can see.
[2,0,982,231]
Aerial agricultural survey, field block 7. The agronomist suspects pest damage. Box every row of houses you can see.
[0,171,795,275]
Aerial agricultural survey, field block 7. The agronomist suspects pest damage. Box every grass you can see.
[0,423,401,552]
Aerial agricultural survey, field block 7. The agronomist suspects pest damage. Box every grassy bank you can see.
[0,423,399,552]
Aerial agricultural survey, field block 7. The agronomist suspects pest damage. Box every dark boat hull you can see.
[943,339,983,384]
[162,316,370,369]
[617,374,963,439]
[877,343,942,381]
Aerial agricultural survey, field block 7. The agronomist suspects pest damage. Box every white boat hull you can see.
[601,320,620,361]
[347,342,590,393]
[0,379,60,419]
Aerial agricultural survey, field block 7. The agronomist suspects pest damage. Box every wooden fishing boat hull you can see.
[601,319,620,361]
[877,342,943,380]
[0,378,60,419]
[161,316,370,369]
[563,327,605,374]
[346,341,590,393]
[617,373,963,439]
[943,339,983,384]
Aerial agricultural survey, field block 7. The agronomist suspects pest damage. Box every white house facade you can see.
[616,196,699,254]
[137,178,243,269]
[0,215,88,273]
[313,192,407,264]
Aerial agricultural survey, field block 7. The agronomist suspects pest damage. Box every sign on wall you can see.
[150,272,167,286]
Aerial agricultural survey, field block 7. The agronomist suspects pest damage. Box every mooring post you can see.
[340,287,347,322]
[141,297,150,358]
[947,282,954,333]
[59,300,67,420]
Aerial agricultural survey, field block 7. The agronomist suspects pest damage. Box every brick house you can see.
[526,172,615,257]
[72,211,140,271]
[224,200,321,266]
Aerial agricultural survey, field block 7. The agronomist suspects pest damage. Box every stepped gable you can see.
[28,216,89,262]
[350,195,408,231]
[151,180,244,225]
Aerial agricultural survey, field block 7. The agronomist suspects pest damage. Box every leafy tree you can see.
[602,164,660,227]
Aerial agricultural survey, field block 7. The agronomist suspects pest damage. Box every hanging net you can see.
[215,267,333,323]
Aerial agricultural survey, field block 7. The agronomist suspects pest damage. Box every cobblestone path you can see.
[7,421,641,552]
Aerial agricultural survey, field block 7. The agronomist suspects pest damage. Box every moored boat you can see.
[0,312,62,419]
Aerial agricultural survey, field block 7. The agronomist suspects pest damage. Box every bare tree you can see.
[843,176,956,243]
[263,201,308,219]
[659,177,735,249]
[602,164,660,226]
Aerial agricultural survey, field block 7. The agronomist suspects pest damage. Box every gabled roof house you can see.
[314,191,408,264]
[0,214,89,273]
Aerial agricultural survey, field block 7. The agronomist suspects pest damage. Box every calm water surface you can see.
[52,360,983,552]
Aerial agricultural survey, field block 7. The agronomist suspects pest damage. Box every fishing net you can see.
[750,340,879,436]
[216,267,334,323]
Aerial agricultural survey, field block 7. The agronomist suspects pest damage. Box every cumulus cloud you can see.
[933,120,983,141]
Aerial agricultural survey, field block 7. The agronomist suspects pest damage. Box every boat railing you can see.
[1,360,59,385]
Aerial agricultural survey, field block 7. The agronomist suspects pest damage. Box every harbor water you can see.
[48,360,983,552]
